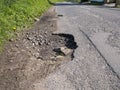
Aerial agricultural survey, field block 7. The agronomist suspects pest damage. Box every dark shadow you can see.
[54,3,79,6]
[79,1,104,5]
[58,34,78,49]
[47,0,80,6]
[47,0,104,6]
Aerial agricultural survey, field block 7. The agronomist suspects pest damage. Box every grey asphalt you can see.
[33,2,120,90]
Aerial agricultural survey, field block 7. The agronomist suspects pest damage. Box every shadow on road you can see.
[47,0,105,6]
[47,0,79,6]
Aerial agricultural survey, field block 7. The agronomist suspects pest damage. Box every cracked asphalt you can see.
[32,2,120,90]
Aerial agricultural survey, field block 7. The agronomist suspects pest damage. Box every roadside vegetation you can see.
[0,0,64,51]
[116,0,120,7]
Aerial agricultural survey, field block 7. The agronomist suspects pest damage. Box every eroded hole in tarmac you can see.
[17,32,78,89]
[54,33,78,59]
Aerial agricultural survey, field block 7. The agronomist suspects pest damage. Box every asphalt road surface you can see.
[33,2,120,90]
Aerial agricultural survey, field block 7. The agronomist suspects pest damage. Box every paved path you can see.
[33,2,120,90]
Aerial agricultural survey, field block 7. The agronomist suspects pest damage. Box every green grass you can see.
[0,0,64,51]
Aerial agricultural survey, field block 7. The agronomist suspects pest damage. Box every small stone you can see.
[51,56,56,61]
[37,59,42,61]
[34,53,39,58]
[21,49,26,52]
[34,18,40,21]
[9,68,14,71]
[9,38,14,42]
[33,43,35,46]
[48,42,51,45]
[52,31,59,35]
[27,37,32,40]
[34,42,38,46]
[45,39,47,42]
[37,49,40,52]
[45,31,47,34]
[37,56,43,60]
[30,57,36,60]
[11,48,17,52]
[38,42,42,45]
[26,34,29,37]
[36,38,40,41]
[26,47,29,49]
[9,59,13,63]
[53,47,72,56]
[39,35,43,38]
[56,56,64,59]
[41,41,45,45]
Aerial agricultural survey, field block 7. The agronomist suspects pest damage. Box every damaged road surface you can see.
[31,2,120,90]
[0,2,120,90]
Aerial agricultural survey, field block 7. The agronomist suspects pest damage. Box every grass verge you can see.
[0,0,64,51]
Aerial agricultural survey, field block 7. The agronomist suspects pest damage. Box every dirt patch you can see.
[0,7,77,90]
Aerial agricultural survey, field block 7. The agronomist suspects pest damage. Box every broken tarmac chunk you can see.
[53,47,72,56]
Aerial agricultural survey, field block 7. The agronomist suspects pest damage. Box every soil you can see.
[0,7,77,90]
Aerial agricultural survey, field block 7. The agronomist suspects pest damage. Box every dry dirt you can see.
[0,7,77,90]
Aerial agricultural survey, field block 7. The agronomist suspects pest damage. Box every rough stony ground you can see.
[0,7,77,90]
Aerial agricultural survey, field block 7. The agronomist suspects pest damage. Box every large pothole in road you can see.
[24,31,78,76]
[25,32,78,62]
[19,31,78,90]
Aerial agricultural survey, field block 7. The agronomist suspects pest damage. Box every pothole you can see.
[20,32,78,89]
[53,34,78,59]
[25,31,78,62]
